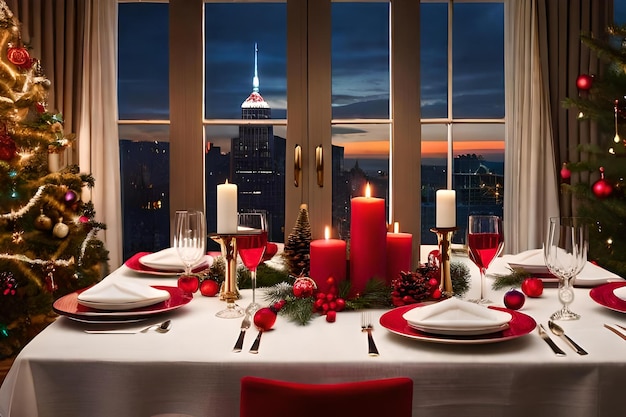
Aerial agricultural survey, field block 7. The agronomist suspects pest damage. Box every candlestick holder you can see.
[430,227,458,297]
[210,233,243,318]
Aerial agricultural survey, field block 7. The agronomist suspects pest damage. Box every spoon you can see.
[547,320,588,355]
[142,319,171,333]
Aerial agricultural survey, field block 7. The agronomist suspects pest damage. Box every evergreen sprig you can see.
[491,268,532,290]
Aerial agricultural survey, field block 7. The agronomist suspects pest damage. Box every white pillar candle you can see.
[436,189,456,228]
[217,181,238,233]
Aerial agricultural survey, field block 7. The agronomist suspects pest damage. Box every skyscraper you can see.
[231,44,286,242]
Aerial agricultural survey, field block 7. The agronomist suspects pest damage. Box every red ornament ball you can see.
[504,289,525,310]
[292,276,317,298]
[0,134,16,161]
[560,163,571,180]
[254,307,278,331]
[177,275,199,294]
[200,279,219,297]
[7,45,31,68]
[576,74,593,91]
[521,278,543,298]
[592,177,613,199]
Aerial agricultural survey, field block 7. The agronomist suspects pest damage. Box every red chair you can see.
[240,376,413,417]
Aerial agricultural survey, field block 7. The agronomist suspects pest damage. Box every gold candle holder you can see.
[210,233,243,318]
[430,227,458,297]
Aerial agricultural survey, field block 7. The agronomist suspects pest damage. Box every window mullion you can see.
[169,0,205,219]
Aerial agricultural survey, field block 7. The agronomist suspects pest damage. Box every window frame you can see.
[118,0,506,265]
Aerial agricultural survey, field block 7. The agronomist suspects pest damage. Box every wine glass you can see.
[544,217,588,320]
[467,215,504,304]
[237,212,268,313]
[173,210,206,276]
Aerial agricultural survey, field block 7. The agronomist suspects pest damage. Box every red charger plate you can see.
[379,303,536,345]
[589,282,626,313]
[125,252,209,276]
[53,285,193,322]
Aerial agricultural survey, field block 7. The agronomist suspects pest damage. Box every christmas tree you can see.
[563,23,626,276]
[0,3,108,358]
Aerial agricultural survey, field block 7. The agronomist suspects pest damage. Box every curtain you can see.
[536,0,612,218]
[77,0,121,268]
[7,1,84,167]
[9,0,121,268]
[504,0,559,254]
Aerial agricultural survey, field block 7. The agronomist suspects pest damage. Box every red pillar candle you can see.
[350,184,387,296]
[310,226,347,290]
[386,222,413,284]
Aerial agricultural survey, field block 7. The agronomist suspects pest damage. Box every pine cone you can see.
[283,204,312,276]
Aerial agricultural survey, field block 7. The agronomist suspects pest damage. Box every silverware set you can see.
[537,321,588,356]
[604,323,626,340]
[233,305,263,354]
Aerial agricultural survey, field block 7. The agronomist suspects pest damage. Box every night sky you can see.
[118,2,625,162]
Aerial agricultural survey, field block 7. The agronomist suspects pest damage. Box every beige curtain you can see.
[536,0,612,218]
[11,0,122,268]
[504,0,559,254]
[77,0,121,268]
[8,1,84,161]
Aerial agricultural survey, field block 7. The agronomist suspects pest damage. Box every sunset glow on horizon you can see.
[339,140,505,159]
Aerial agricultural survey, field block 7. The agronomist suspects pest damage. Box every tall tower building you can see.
[231,44,286,242]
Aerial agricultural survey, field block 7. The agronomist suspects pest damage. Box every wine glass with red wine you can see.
[237,212,268,313]
[467,215,504,304]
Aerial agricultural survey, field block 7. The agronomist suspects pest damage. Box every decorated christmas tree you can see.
[563,23,626,276]
[0,3,108,358]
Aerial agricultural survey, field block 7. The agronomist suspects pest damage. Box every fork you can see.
[361,312,379,356]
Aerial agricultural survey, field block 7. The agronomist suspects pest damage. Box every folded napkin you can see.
[77,280,170,310]
[504,249,623,287]
[613,286,626,301]
[402,298,511,335]
[139,247,210,272]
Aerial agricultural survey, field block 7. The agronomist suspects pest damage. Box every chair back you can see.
[240,376,413,417]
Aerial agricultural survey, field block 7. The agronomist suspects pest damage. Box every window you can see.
[117,0,505,259]
[420,1,505,244]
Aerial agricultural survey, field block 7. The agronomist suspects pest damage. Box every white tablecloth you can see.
[2,254,626,417]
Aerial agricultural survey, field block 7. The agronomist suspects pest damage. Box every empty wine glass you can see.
[173,210,206,276]
[544,217,588,320]
[467,215,504,304]
[237,212,268,313]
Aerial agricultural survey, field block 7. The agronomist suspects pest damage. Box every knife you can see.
[537,324,566,356]
[604,324,626,341]
[233,309,252,352]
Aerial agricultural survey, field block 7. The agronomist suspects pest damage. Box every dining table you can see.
[2,247,626,417]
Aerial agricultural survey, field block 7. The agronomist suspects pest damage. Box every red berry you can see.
[317,292,326,300]
[431,288,442,299]
[314,298,324,310]
[504,289,525,310]
[254,307,277,331]
[335,298,346,311]
[199,279,219,297]
[521,278,543,298]
[177,275,199,294]
[428,278,439,287]
[326,293,335,302]
[326,310,336,323]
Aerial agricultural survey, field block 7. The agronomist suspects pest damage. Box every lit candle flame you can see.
[393,222,399,234]
[365,183,371,198]
[324,226,330,240]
